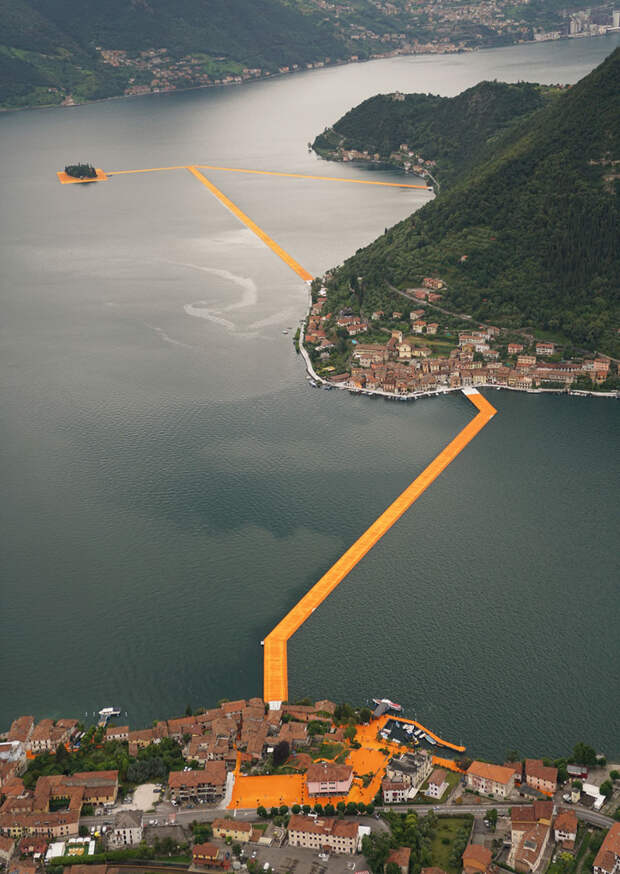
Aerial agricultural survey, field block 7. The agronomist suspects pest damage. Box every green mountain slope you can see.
[313,80,558,186]
[322,49,620,356]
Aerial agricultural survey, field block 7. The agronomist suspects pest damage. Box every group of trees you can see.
[321,49,620,358]
[64,163,97,179]
[257,800,374,818]
[314,81,554,188]
[23,734,185,792]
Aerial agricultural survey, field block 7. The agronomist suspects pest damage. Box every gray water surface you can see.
[1,35,619,759]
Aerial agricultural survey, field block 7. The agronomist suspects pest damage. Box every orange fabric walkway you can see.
[389,716,465,753]
[263,388,496,704]
[187,166,313,281]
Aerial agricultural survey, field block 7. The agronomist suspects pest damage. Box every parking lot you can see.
[241,844,365,874]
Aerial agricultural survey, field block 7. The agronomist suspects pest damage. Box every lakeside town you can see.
[1,700,619,874]
[301,276,619,399]
[53,5,620,106]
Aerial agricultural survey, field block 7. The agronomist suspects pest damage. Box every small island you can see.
[57,162,107,184]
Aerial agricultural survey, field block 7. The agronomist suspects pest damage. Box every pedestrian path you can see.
[263,389,496,705]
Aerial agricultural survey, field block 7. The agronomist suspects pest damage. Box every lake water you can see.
[1,35,619,760]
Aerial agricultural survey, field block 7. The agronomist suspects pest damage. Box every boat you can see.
[323,384,332,390]
[309,379,317,387]
[98,706,121,720]
[372,697,403,712]
[282,330,289,334]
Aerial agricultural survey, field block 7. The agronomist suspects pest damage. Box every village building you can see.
[306,763,353,796]
[593,823,620,874]
[6,718,34,745]
[386,750,433,798]
[425,768,448,799]
[511,822,551,873]
[167,762,227,803]
[287,815,358,854]
[517,355,537,368]
[426,323,439,335]
[212,819,252,843]
[462,843,492,874]
[387,846,411,874]
[109,810,142,847]
[466,761,516,798]
[508,802,553,872]
[524,759,557,794]
[105,726,129,742]
[381,777,408,804]
[535,342,555,356]
[423,278,444,290]
[554,809,578,851]
[192,841,227,868]
[508,343,524,355]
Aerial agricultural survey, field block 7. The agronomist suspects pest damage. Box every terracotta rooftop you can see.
[388,847,411,869]
[594,823,620,873]
[525,759,558,785]
[462,842,492,873]
[306,762,352,783]
[467,760,516,785]
[555,809,577,832]
[428,768,447,786]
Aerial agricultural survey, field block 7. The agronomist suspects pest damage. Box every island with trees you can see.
[57,162,107,183]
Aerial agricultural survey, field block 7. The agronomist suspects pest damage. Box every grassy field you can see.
[429,815,473,874]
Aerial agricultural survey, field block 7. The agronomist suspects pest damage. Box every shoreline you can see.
[3,31,618,115]
[299,294,619,403]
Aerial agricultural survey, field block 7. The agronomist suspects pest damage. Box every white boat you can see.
[372,697,403,712]
[98,706,121,719]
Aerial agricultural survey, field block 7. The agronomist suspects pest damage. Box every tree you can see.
[55,743,69,766]
[337,801,346,813]
[346,802,358,815]
[302,804,311,814]
[232,843,241,857]
[292,804,301,814]
[600,780,613,798]
[571,743,597,766]
[366,803,375,815]
[313,803,324,814]
[257,806,267,818]
[360,708,372,724]
[79,825,89,837]
[505,749,520,762]
[486,809,498,831]
[279,804,289,815]
[273,740,290,768]
[610,770,620,781]
[185,704,193,716]
[572,780,583,790]
[386,864,401,874]
[269,807,278,817]
[344,725,357,741]
[324,803,336,816]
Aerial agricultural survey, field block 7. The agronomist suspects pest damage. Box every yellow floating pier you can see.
[263,388,496,705]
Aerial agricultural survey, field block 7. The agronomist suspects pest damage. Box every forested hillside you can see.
[313,81,558,186]
[320,49,620,357]
[0,0,601,109]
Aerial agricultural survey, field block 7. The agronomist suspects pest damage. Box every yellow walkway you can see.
[263,388,496,704]
[195,165,431,189]
[187,166,313,281]
[390,716,465,753]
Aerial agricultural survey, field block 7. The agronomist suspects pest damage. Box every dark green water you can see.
[1,36,619,760]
